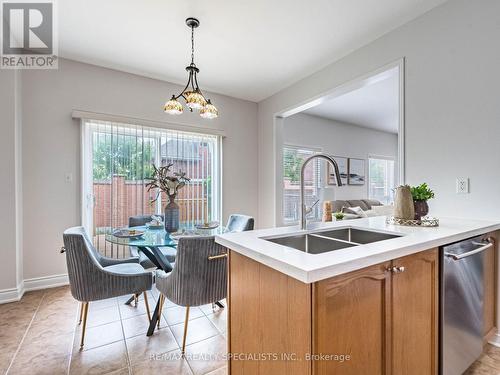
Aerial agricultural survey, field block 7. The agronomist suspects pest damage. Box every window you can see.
[368,157,395,205]
[282,146,321,224]
[82,120,221,257]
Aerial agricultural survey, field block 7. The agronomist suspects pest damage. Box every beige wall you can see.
[0,71,18,292]
[258,0,500,227]
[20,58,258,282]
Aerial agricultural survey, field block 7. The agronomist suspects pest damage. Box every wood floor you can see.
[1,285,499,375]
[0,286,227,375]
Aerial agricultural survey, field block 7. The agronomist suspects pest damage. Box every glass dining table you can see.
[105,224,227,335]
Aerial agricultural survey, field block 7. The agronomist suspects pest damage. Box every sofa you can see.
[327,199,393,220]
[330,199,383,213]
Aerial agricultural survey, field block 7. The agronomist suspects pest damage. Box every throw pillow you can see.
[342,206,368,218]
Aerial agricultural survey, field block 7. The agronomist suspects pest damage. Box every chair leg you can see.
[78,302,84,324]
[181,306,190,355]
[157,295,165,329]
[143,292,151,322]
[80,302,89,349]
[134,293,139,307]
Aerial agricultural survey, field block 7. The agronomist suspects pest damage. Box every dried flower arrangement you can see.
[146,163,190,202]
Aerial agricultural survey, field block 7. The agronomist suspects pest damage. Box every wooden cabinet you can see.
[391,249,438,375]
[313,261,392,375]
[228,251,312,375]
[228,248,439,375]
[483,233,497,339]
[313,248,438,375]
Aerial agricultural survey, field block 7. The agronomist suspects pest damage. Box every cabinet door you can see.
[392,248,438,375]
[313,261,392,375]
[229,251,312,375]
[483,233,496,338]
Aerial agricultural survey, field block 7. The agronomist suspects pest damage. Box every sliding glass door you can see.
[81,120,221,257]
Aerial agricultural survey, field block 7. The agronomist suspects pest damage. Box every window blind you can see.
[82,119,221,258]
[282,145,321,224]
[368,157,395,205]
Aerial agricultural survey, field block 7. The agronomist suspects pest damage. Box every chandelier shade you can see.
[200,100,218,119]
[163,18,218,119]
[185,90,207,109]
[164,95,184,115]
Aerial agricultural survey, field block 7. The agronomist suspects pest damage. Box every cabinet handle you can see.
[386,266,405,273]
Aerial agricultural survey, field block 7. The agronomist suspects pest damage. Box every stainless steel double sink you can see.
[263,227,402,254]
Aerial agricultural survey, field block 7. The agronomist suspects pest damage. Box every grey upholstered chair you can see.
[155,236,227,354]
[62,226,153,348]
[128,215,177,268]
[226,214,254,232]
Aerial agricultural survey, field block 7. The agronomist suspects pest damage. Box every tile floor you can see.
[0,286,227,375]
[2,285,500,374]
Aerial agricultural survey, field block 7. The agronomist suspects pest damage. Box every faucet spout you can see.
[299,153,342,230]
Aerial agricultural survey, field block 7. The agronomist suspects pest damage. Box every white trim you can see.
[0,284,24,304]
[81,120,93,233]
[397,58,406,185]
[487,328,500,347]
[23,274,69,291]
[367,154,395,161]
[72,110,227,138]
[0,274,69,305]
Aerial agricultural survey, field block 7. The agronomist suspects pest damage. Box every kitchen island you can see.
[215,216,500,375]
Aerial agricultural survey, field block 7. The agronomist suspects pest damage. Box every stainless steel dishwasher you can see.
[440,235,493,375]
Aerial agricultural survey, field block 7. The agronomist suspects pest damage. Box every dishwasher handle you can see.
[444,238,493,260]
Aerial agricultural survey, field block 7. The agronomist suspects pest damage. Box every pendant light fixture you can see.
[164,18,218,119]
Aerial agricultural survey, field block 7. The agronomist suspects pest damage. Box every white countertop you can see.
[215,216,500,283]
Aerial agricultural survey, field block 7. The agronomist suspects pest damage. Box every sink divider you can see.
[309,233,362,246]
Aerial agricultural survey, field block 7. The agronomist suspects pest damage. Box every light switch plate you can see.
[456,177,469,194]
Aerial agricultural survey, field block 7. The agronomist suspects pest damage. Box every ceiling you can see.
[303,67,399,133]
[58,0,447,102]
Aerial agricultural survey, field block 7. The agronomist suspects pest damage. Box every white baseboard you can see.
[23,274,69,291]
[0,274,69,304]
[487,328,500,347]
[0,283,24,304]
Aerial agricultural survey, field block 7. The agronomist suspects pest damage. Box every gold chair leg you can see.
[181,306,190,355]
[158,295,165,329]
[78,302,84,324]
[80,302,89,349]
[143,292,151,322]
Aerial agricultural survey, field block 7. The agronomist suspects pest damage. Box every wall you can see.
[21,58,258,283]
[258,0,500,228]
[0,70,23,300]
[283,113,398,202]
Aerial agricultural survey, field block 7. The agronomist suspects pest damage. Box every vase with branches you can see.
[146,163,190,232]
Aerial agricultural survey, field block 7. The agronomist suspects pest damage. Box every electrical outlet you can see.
[456,178,469,194]
[65,172,73,183]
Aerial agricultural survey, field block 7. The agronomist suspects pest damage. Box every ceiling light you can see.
[164,95,184,115]
[163,18,218,119]
[200,99,218,119]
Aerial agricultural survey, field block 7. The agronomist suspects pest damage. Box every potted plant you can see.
[333,211,345,221]
[410,183,435,220]
[146,163,190,232]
